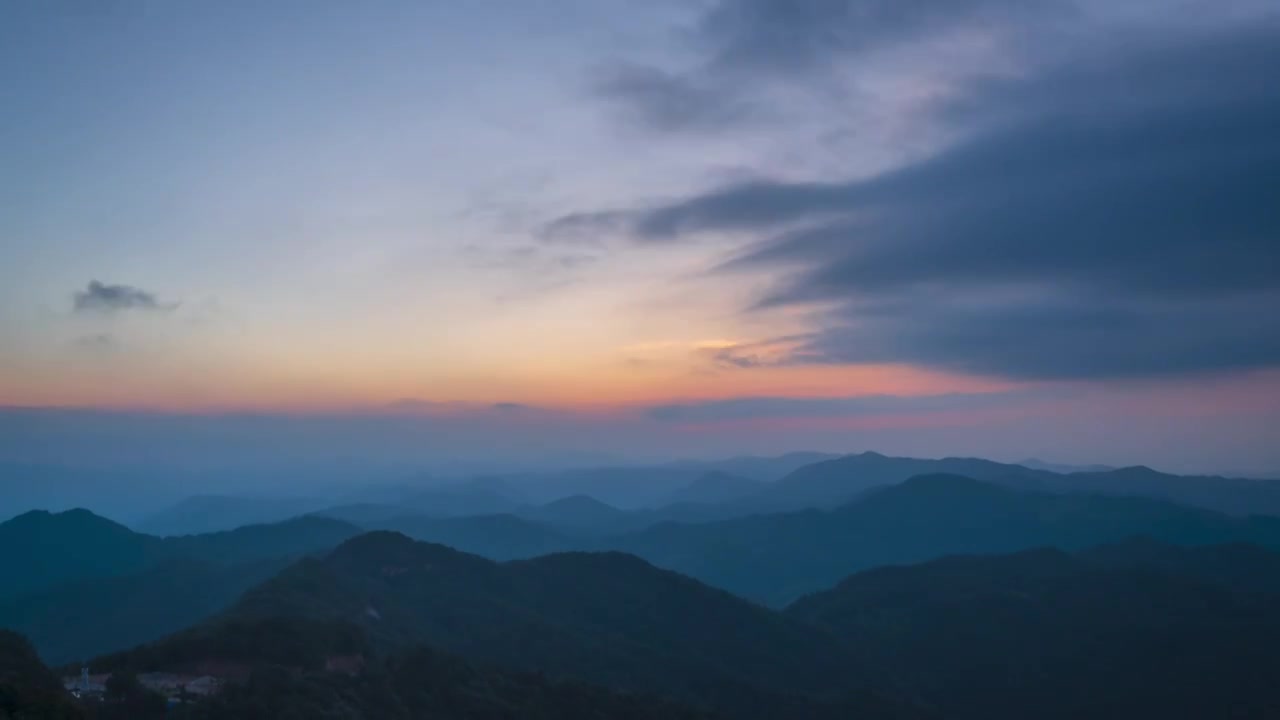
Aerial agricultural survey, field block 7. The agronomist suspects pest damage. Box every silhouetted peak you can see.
[1,509,53,526]
[330,530,421,557]
[901,546,1079,578]
[666,471,762,505]
[1,506,130,533]
[1104,465,1165,478]
[543,494,617,511]
[522,549,658,575]
[792,546,1081,612]
[326,531,494,575]
[818,450,894,467]
[262,514,358,532]
[838,473,1006,512]
[898,473,996,493]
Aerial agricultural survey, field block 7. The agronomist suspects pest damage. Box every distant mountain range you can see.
[8,451,1280,549]
[505,452,839,508]
[119,451,1280,543]
[136,495,329,537]
[664,471,764,505]
[302,467,1280,607]
[606,473,1280,605]
[1017,457,1116,474]
[740,451,1280,515]
[119,453,835,536]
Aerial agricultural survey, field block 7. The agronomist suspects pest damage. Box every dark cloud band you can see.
[567,22,1280,380]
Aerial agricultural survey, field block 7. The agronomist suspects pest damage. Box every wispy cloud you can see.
[72,333,117,353]
[593,0,1068,133]
[491,402,534,412]
[73,281,176,313]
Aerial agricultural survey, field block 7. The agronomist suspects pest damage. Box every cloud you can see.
[647,390,1043,422]
[708,347,764,369]
[790,296,1280,380]
[384,399,548,417]
[580,22,1280,380]
[595,0,1067,133]
[462,243,600,272]
[697,0,1061,73]
[697,336,805,371]
[539,210,633,246]
[592,63,758,132]
[491,402,533,412]
[72,333,116,353]
[73,281,174,313]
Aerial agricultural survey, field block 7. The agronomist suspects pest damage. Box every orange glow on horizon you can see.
[0,357,1018,415]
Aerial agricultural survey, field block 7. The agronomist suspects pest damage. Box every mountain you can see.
[750,452,1056,511]
[671,452,842,482]
[201,645,714,720]
[163,516,362,565]
[0,510,363,662]
[786,543,1280,719]
[137,495,326,537]
[1078,536,1280,595]
[750,451,1280,517]
[322,495,748,544]
[89,616,712,720]
[309,502,407,526]
[608,474,1280,605]
[58,539,1280,719]
[0,509,165,601]
[312,485,525,525]
[398,484,523,517]
[1018,457,1115,473]
[515,495,638,534]
[0,557,292,665]
[1059,464,1280,516]
[372,513,571,559]
[664,472,763,505]
[498,453,837,509]
[0,630,82,719]
[0,461,183,524]
[1,510,362,602]
[502,467,710,508]
[217,532,907,718]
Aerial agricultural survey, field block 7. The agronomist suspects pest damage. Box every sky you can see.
[2,0,1279,475]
